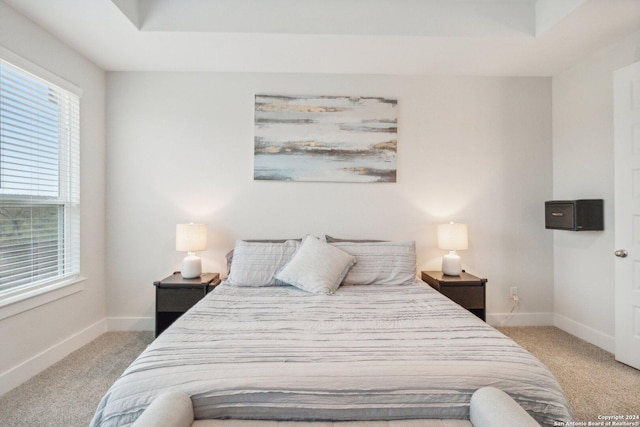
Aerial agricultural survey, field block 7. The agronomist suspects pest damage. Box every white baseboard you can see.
[488,312,615,353]
[487,312,554,327]
[0,318,106,396]
[107,316,154,331]
[553,313,615,353]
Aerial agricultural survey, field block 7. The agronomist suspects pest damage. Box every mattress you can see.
[90,281,573,427]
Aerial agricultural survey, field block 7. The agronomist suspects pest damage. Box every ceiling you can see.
[3,0,640,75]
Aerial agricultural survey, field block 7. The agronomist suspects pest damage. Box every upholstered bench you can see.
[132,387,540,427]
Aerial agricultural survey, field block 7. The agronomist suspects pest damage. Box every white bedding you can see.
[90,281,573,427]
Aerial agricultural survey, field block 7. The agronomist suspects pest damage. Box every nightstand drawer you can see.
[157,288,204,312]
[440,285,484,309]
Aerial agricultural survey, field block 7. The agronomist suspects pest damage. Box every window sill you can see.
[0,277,87,321]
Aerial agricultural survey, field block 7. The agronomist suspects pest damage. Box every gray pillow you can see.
[226,238,301,272]
[226,240,300,287]
[331,241,417,285]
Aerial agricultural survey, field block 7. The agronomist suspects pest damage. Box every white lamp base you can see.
[181,253,202,279]
[442,251,462,276]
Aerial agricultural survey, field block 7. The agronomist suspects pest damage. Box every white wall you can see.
[106,72,553,328]
[552,30,640,352]
[0,3,107,394]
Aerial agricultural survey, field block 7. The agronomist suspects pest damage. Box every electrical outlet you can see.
[510,287,518,299]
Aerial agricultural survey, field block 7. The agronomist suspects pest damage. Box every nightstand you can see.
[153,272,221,337]
[421,271,487,321]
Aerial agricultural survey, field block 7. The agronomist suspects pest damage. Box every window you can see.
[0,51,81,302]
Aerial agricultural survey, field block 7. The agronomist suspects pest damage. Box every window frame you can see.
[0,46,84,316]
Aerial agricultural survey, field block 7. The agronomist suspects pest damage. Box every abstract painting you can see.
[254,94,397,182]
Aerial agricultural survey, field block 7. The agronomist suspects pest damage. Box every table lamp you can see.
[176,223,207,279]
[437,222,468,276]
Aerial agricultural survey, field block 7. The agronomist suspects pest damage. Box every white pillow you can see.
[226,240,299,286]
[275,236,356,294]
[331,241,416,285]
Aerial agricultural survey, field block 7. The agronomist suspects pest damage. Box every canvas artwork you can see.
[254,94,398,182]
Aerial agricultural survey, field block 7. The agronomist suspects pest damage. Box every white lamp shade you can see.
[176,223,207,252]
[437,222,468,251]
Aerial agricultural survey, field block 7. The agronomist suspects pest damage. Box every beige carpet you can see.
[0,327,638,426]
[499,326,640,422]
[0,331,154,427]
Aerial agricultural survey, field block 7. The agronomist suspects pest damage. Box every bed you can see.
[90,237,574,427]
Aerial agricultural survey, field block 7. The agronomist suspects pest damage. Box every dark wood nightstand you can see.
[421,271,487,321]
[153,272,221,337]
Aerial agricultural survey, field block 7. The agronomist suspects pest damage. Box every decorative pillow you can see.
[226,240,300,286]
[275,236,356,294]
[331,241,417,285]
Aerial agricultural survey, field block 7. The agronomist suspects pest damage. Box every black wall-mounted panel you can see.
[545,199,604,231]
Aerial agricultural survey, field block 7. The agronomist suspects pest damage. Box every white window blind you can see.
[0,54,80,300]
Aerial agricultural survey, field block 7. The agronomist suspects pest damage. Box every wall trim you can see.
[487,311,554,327]
[0,318,106,397]
[107,316,154,331]
[553,313,615,353]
